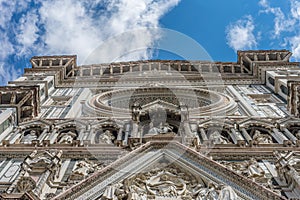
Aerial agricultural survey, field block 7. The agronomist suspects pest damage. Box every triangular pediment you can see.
[141,99,179,113]
[53,141,283,200]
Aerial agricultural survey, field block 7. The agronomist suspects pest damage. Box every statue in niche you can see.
[58,131,76,144]
[99,130,115,144]
[22,130,38,144]
[252,130,273,144]
[209,130,229,144]
[148,122,173,135]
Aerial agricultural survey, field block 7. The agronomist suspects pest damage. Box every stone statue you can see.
[69,159,102,181]
[218,184,238,200]
[180,103,189,122]
[58,131,76,144]
[132,103,142,122]
[101,165,240,199]
[129,185,147,200]
[247,158,265,178]
[99,130,115,144]
[220,159,265,178]
[193,182,238,200]
[22,130,38,144]
[209,131,229,144]
[146,171,186,196]
[252,130,273,144]
[274,151,300,189]
[148,122,173,135]
[102,183,121,200]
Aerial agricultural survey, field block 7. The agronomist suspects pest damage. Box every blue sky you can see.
[0,0,298,85]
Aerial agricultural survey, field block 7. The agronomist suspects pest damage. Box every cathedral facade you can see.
[0,50,299,199]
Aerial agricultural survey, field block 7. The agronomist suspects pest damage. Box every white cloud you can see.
[226,16,257,51]
[0,34,14,60]
[288,36,300,60]
[0,0,181,85]
[15,11,39,55]
[259,0,295,37]
[291,0,300,18]
[38,0,102,61]
[0,63,21,85]
[258,0,300,60]
[37,0,180,63]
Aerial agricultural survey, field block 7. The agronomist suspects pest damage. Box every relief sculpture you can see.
[101,165,239,199]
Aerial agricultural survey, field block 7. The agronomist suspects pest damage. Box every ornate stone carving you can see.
[21,130,38,144]
[58,131,77,144]
[99,130,115,144]
[69,159,103,181]
[252,130,273,145]
[275,151,300,192]
[101,165,239,199]
[147,122,173,135]
[220,158,265,179]
[16,176,36,193]
[208,131,230,145]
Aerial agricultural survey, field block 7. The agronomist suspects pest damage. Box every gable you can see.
[54,141,283,200]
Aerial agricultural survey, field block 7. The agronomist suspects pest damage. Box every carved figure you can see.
[69,159,102,181]
[247,158,265,178]
[99,130,115,144]
[58,131,76,144]
[252,130,273,144]
[218,184,238,200]
[22,130,38,144]
[146,171,186,195]
[101,166,240,199]
[193,182,238,200]
[132,103,142,122]
[148,122,173,135]
[209,131,229,144]
[102,183,121,200]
